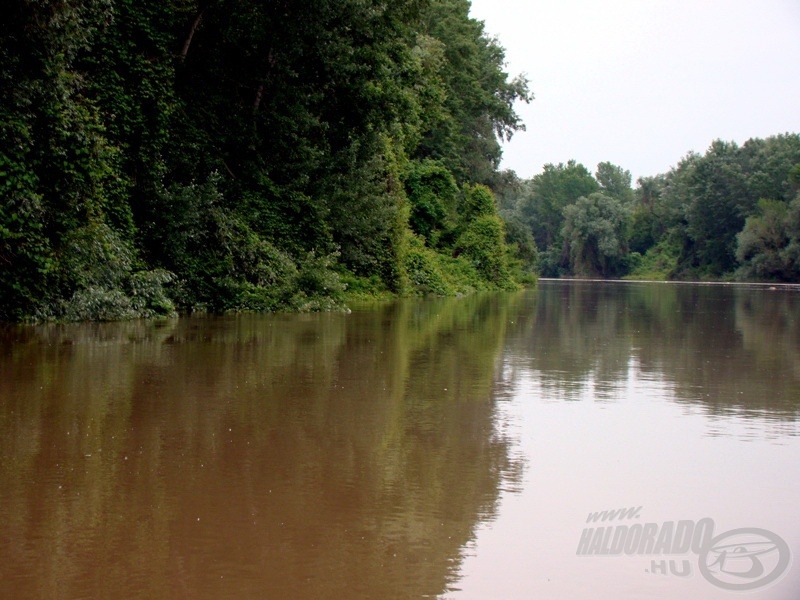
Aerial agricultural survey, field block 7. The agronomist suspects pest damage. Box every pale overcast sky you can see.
[468,0,800,182]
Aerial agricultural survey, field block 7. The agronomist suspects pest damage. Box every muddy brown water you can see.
[1,281,798,599]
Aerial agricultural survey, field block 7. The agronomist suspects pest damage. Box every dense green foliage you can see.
[500,133,800,281]
[561,192,629,278]
[1,0,531,321]
[736,198,800,281]
[5,0,797,322]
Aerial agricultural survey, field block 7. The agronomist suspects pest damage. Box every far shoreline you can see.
[538,278,800,289]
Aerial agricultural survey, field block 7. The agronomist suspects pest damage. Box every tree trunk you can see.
[180,10,205,62]
[253,50,275,112]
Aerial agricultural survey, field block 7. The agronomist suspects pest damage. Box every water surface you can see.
[1,282,798,599]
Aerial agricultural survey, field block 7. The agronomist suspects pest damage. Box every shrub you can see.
[624,239,680,280]
[455,215,517,289]
[405,235,455,295]
[404,160,459,244]
[47,222,176,321]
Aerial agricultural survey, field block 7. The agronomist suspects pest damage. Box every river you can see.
[1,281,798,599]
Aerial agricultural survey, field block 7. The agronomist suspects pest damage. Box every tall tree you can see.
[736,197,800,281]
[0,0,142,319]
[596,162,634,204]
[518,160,599,249]
[561,192,629,278]
[416,0,530,184]
[683,141,754,275]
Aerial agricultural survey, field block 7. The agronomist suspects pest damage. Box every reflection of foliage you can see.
[735,291,800,410]
[508,282,800,418]
[0,293,521,599]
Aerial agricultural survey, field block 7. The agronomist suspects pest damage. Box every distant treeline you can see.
[1,0,532,321]
[497,133,800,281]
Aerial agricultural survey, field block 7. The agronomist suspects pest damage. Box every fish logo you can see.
[699,528,791,591]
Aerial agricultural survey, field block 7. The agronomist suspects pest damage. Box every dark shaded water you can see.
[1,281,799,599]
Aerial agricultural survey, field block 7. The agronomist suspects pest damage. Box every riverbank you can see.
[540,277,800,289]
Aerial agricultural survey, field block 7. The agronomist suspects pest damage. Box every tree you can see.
[739,134,800,203]
[0,0,156,320]
[636,175,664,209]
[626,174,667,256]
[656,136,800,279]
[416,0,531,184]
[518,160,599,250]
[501,214,538,274]
[561,192,629,278]
[683,141,754,275]
[736,197,800,281]
[596,162,634,204]
[2,0,541,321]
[454,185,516,288]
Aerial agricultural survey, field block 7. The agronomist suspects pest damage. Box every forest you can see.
[2,0,799,322]
[497,134,800,282]
[1,0,532,321]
